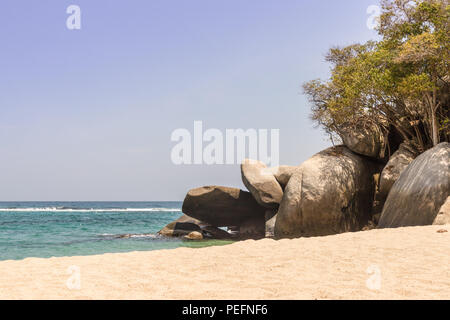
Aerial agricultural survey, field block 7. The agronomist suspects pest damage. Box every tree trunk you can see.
[431,80,440,147]
[431,108,439,146]
[426,88,440,147]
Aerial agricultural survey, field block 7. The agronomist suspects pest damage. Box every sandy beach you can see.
[0,225,448,300]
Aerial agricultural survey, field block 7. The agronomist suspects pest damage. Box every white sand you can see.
[0,225,449,300]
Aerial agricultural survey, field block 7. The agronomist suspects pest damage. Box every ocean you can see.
[0,202,233,261]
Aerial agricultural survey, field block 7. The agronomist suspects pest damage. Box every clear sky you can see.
[0,0,381,201]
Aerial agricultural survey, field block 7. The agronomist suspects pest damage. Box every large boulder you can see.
[379,142,418,199]
[274,145,378,238]
[241,159,283,208]
[182,186,266,227]
[378,142,450,228]
[339,122,386,159]
[433,197,450,225]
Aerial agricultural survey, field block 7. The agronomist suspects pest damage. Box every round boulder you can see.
[182,186,266,227]
[378,142,450,228]
[339,122,386,159]
[241,159,283,208]
[275,146,377,238]
[379,142,418,199]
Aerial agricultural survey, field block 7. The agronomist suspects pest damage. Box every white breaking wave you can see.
[99,233,161,239]
[0,207,182,213]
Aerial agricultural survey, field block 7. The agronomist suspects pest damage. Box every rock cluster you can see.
[159,126,450,240]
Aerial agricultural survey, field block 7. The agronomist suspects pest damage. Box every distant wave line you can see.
[99,233,162,239]
[0,207,182,213]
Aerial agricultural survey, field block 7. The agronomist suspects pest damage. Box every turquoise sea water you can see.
[0,202,233,261]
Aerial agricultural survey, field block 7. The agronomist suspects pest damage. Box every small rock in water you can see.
[183,231,204,240]
[436,229,448,233]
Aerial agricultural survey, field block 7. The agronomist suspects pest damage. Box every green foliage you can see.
[304,0,449,150]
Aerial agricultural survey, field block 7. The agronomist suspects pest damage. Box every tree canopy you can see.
[303,0,449,153]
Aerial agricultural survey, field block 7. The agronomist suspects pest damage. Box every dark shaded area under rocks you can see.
[159,125,450,241]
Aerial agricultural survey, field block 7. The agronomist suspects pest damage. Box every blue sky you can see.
[0,0,381,200]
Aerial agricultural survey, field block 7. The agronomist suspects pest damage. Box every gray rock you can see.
[433,197,450,225]
[182,186,266,227]
[378,142,450,228]
[241,159,283,208]
[274,146,377,238]
[239,216,265,239]
[201,226,234,240]
[159,214,234,239]
[269,165,298,189]
[339,122,386,159]
[158,214,203,237]
[379,142,418,198]
[264,210,277,238]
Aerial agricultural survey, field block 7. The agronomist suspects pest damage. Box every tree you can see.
[303,0,449,151]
